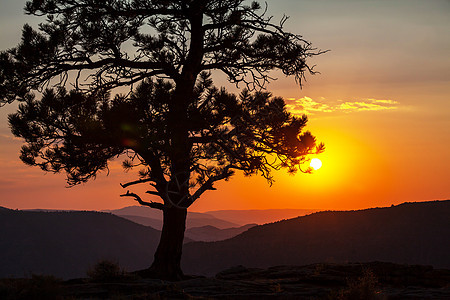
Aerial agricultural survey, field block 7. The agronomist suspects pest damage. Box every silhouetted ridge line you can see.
[0,209,161,279]
[182,200,450,276]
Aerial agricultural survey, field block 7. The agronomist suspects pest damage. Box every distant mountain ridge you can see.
[182,200,450,276]
[2,200,448,279]
[203,208,318,226]
[104,206,239,229]
[117,214,163,230]
[105,206,318,229]
[0,207,256,279]
[0,210,163,279]
[185,224,257,242]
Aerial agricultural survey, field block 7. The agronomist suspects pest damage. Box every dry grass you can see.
[331,269,385,300]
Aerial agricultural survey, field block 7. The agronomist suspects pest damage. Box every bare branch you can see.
[146,190,160,196]
[120,190,164,210]
[120,178,155,188]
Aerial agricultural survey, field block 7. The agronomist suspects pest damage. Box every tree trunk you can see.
[137,13,203,279]
[137,206,187,280]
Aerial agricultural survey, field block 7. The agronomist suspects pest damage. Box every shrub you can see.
[332,269,384,300]
[87,260,125,282]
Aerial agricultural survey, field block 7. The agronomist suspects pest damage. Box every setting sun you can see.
[310,158,322,170]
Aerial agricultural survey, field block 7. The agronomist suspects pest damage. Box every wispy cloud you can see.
[0,133,21,141]
[285,97,399,115]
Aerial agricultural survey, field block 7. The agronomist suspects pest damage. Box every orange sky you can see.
[0,0,449,211]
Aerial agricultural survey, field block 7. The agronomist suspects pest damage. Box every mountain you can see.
[105,206,239,229]
[0,209,162,279]
[182,200,450,276]
[117,214,163,230]
[184,213,239,229]
[185,224,257,242]
[116,214,257,241]
[103,206,162,219]
[204,208,318,226]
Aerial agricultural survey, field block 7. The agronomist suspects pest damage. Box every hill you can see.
[108,206,318,229]
[182,200,450,276]
[204,208,318,226]
[0,210,162,279]
[105,206,239,229]
[108,214,256,242]
[185,224,257,242]
[116,214,163,230]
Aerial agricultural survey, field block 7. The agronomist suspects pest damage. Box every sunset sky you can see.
[0,0,449,212]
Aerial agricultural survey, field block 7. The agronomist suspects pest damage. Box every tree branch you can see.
[120,178,155,188]
[120,190,164,210]
[185,166,232,207]
[146,190,160,196]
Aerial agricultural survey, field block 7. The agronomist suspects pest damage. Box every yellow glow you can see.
[310,158,322,170]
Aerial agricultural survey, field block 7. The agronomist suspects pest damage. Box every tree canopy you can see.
[0,0,323,105]
[9,74,324,209]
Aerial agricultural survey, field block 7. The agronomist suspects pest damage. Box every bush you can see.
[87,260,125,282]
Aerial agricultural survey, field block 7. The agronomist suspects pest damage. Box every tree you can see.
[1,0,325,280]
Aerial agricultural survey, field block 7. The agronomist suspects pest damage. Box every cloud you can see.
[0,133,21,141]
[285,97,398,115]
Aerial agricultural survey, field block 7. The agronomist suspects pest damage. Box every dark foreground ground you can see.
[1,262,449,299]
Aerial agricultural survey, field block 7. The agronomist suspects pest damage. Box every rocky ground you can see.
[1,262,449,299]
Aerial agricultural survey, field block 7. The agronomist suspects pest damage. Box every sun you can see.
[310,158,322,170]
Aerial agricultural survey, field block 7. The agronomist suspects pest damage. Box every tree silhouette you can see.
[1,0,325,280]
